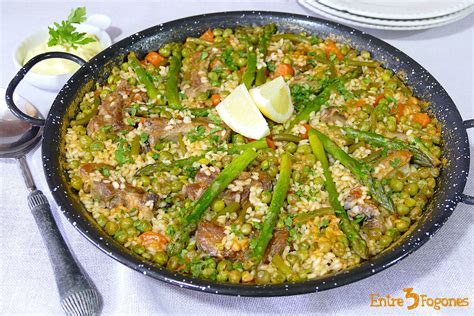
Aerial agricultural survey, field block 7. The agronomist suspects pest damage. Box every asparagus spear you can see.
[242,50,257,89]
[271,33,310,44]
[312,129,395,212]
[337,126,435,167]
[293,207,334,224]
[286,86,332,130]
[135,138,268,176]
[255,24,277,86]
[309,129,368,259]
[165,51,182,107]
[252,153,292,263]
[186,148,258,223]
[128,52,159,100]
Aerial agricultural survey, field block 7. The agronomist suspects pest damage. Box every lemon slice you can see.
[216,84,270,139]
[249,76,294,123]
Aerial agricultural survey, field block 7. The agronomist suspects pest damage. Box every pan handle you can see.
[461,119,474,205]
[5,52,86,126]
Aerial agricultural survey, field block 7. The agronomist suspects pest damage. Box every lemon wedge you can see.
[216,84,270,139]
[249,76,294,123]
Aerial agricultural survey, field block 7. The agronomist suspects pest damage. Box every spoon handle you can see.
[27,189,101,315]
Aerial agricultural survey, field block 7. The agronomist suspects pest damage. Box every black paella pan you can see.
[6,11,474,296]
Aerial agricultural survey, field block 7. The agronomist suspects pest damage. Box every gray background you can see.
[1,0,473,315]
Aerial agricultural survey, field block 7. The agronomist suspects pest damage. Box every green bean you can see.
[186,149,258,223]
[345,59,380,67]
[271,134,302,143]
[312,129,394,212]
[228,138,268,154]
[271,254,294,279]
[271,33,310,44]
[186,37,212,47]
[337,126,435,167]
[242,51,257,89]
[252,153,292,263]
[136,155,203,176]
[166,51,182,107]
[293,207,334,224]
[309,129,368,259]
[131,136,140,156]
[128,52,159,100]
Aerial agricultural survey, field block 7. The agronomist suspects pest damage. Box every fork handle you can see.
[28,190,101,315]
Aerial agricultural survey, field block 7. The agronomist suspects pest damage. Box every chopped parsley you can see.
[389,157,401,168]
[99,167,110,177]
[139,132,149,144]
[187,125,207,142]
[200,51,209,60]
[221,48,238,71]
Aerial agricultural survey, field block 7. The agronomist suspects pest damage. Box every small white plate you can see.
[299,0,474,30]
[13,14,112,92]
[319,0,473,20]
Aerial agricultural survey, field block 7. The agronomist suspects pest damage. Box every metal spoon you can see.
[0,88,101,315]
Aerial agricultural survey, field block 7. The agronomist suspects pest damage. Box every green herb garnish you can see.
[48,7,96,49]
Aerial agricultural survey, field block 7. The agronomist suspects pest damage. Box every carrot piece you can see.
[412,113,431,127]
[211,94,221,106]
[200,29,214,42]
[145,51,166,67]
[324,40,344,61]
[275,63,294,77]
[355,99,365,108]
[210,58,223,69]
[391,103,406,122]
[301,124,311,139]
[139,231,168,251]
[266,136,276,150]
[374,94,385,107]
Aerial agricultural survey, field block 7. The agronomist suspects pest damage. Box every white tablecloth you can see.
[1,1,473,315]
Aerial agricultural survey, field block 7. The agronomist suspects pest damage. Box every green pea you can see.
[100,89,109,99]
[296,144,312,154]
[237,57,247,67]
[386,228,398,240]
[121,217,134,229]
[368,228,382,240]
[208,71,219,81]
[105,221,118,236]
[397,204,410,216]
[379,235,392,249]
[107,75,115,85]
[410,206,422,220]
[255,270,271,284]
[228,270,242,283]
[318,240,332,253]
[387,116,397,132]
[241,223,252,235]
[421,186,433,197]
[212,199,226,212]
[297,248,309,261]
[261,191,272,204]
[405,183,419,196]
[89,141,104,152]
[127,77,137,85]
[213,28,223,37]
[202,267,215,279]
[223,28,233,37]
[404,198,416,208]
[395,219,410,232]
[268,165,279,177]
[96,214,108,227]
[153,251,168,265]
[71,176,83,191]
[167,256,179,270]
[158,46,171,57]
[390,178,404,192]
[217,260,230,272]
[171,181,183,192]
[427,177,436,189]
[292,171,301,182]
[284,142,298,154]
[216,270,229,282]
[260,160,270,171]
[79,135,93,148]
[270,271,286,283]
[160,151,173,161]
[132,244,145,255]
[140,175,151,187]
[114,229,128,244]
[121,62,129,71]
[126,226,139,237]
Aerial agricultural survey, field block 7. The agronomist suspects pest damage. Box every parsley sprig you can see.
[48,7,96,49]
